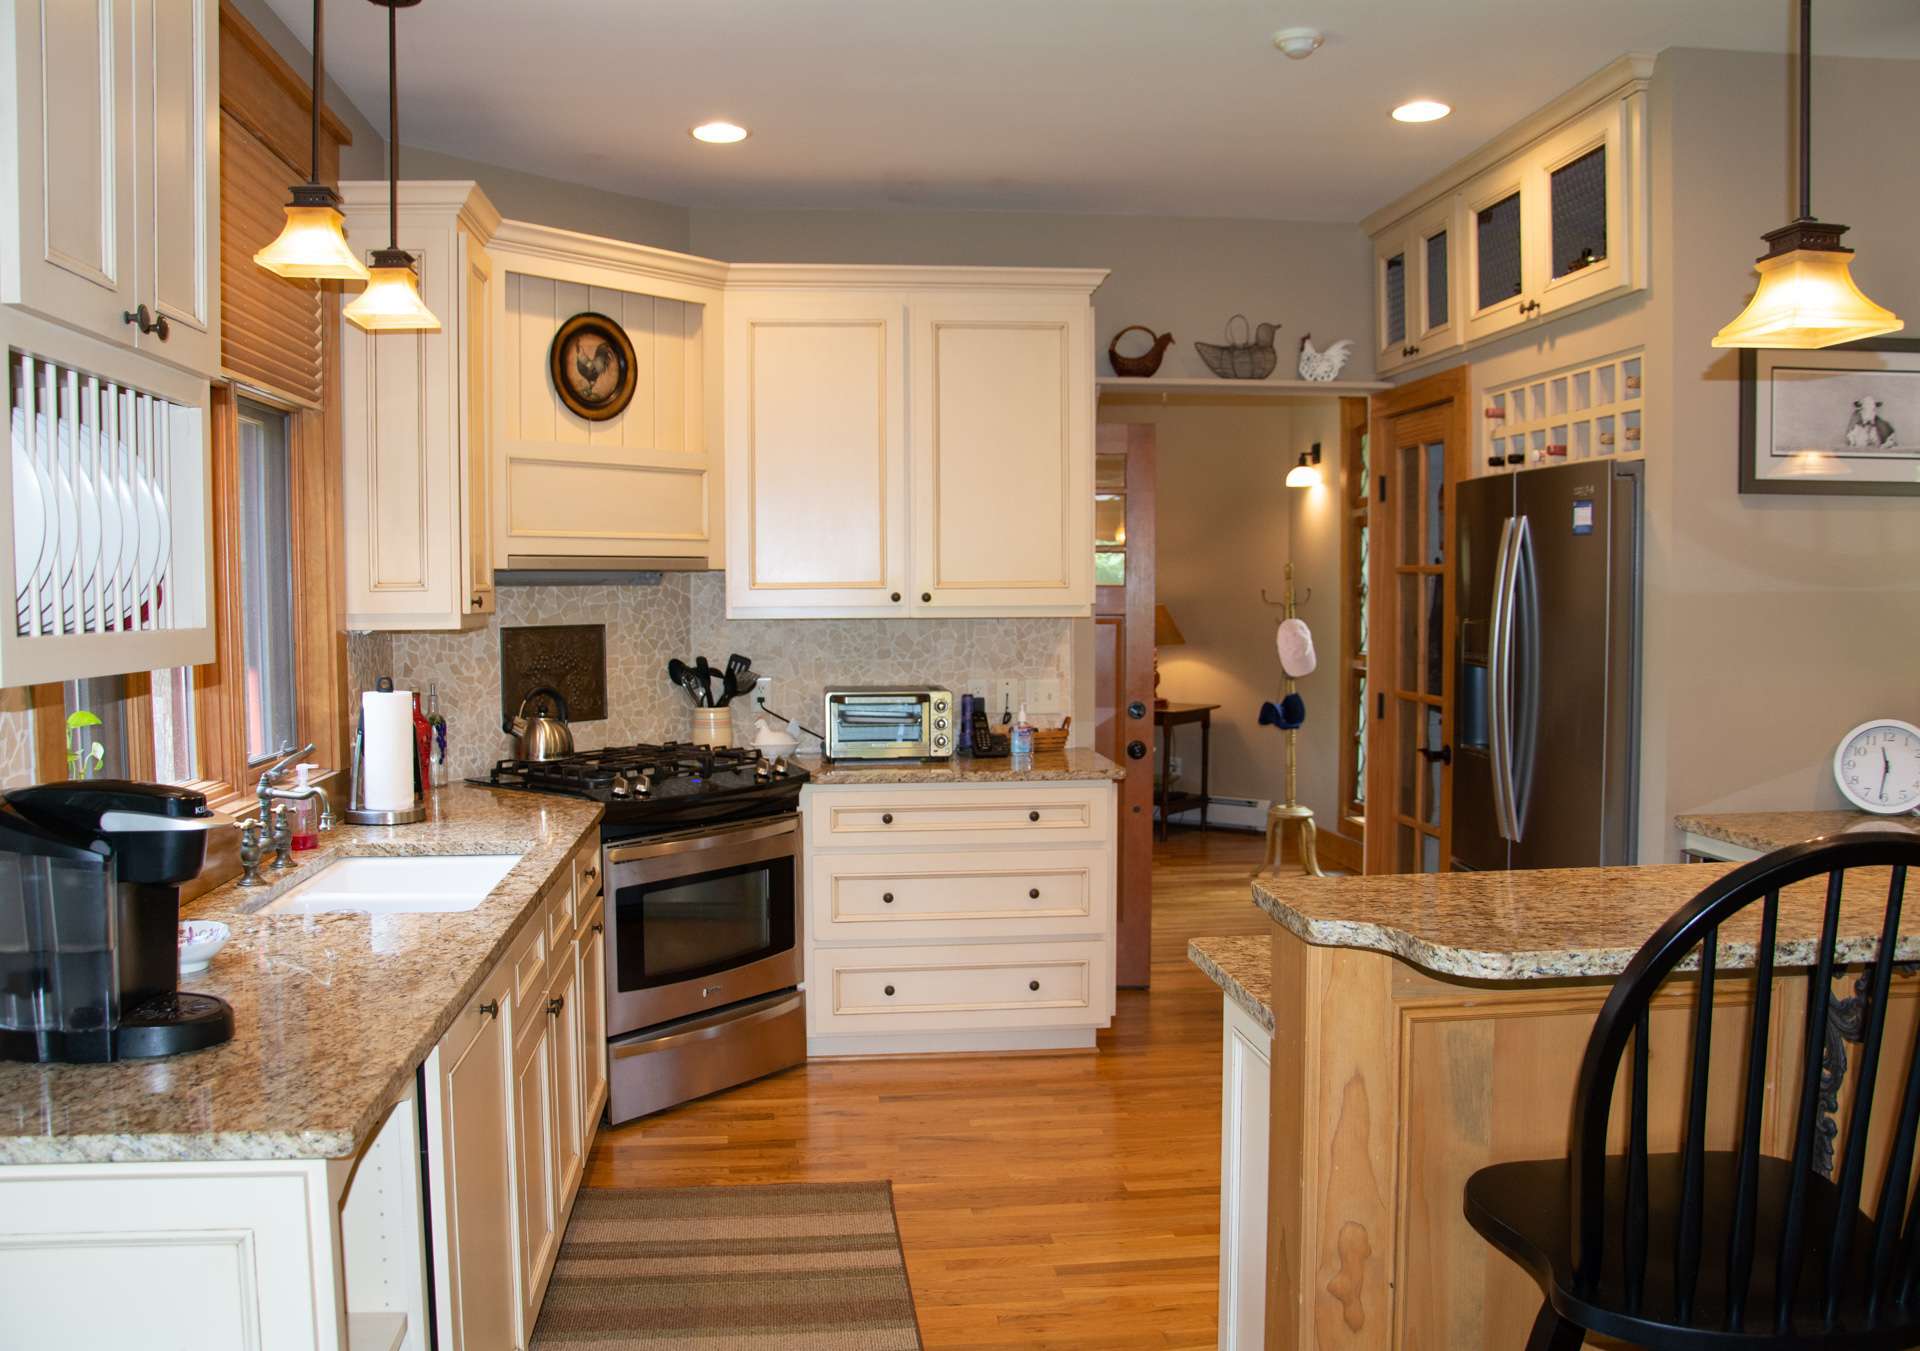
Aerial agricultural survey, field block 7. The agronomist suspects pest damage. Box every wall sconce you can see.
[1286,443,1323,489]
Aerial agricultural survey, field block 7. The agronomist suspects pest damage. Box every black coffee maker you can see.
[0,780,232,1063]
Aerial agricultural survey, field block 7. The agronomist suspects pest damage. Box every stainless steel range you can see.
[480,744,807,1123]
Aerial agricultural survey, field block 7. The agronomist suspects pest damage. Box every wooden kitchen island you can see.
[1254,860,1920,1350]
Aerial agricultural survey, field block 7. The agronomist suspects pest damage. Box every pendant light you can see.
[1712,0,1900,349]
[252,0,368,280]
[343,0,440,332]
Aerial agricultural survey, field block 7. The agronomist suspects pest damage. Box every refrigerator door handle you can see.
[1505,515,1536,842]
[1487,516,1518,842]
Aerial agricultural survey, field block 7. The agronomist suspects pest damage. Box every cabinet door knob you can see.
[1126,739,1148,760]
[471,594,483,609]
[1028,810,1041,822]
[1028,888,1040,899]
[883,984,896,997]
[122,304,169,340]
[920,592,932,604]
[478,1000,499,1019]
[1028,980,1041,992]
[882,891,895,904]
[583,866,597,885]
[591,920,604,934]
[890,592,902,603]
[881,813,894,825]
[548,995,565,1016]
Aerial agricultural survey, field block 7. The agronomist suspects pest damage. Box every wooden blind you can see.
[219,113,325,403]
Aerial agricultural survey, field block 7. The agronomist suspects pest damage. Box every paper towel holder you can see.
[345,682,428,826]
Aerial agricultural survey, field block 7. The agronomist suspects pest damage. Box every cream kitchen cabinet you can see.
[341,181,501,630]
[724,267,1105,619]
[1365,56,1650,373]
[423,831,604,1351]
[1373,195,1463,375]
[1,0,218,379]
[800,778,1118,1056]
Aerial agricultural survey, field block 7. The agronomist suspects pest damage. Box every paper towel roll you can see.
[361,690,416,811]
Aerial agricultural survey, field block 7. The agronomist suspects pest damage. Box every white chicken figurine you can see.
[1297,333,1354,382]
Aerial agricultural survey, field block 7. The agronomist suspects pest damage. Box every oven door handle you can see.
[605,814,799,867]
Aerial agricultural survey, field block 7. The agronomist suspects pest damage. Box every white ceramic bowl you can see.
[178,919,230,975]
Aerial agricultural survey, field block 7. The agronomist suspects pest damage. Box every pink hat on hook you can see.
[1276,617,1316,678]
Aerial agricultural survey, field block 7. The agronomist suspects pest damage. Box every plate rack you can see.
[1481,348,1643,476]
[3,343,212,684]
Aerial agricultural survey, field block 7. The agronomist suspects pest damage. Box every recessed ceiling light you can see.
[1391,99,1451,124]
[691,121,750,144]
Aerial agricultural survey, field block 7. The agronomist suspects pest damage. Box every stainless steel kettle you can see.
[504,685,574,762]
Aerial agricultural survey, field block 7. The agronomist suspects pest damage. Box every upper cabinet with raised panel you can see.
[1367,55,1650,375]
[724,267,1104,620]
[340,180,501,630]
[1,0,218,379]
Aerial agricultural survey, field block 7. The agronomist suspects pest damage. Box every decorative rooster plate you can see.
[549,311,637,421]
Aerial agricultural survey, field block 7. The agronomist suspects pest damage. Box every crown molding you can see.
[1361,52,1656,237]
[722,262,1109,294]
[487,218,731,289]
[339,179,503,243]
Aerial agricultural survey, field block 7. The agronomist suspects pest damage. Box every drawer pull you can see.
[1028,888,1040,899]
[881,813,894,825]
[884,984,896,997]
[478,1000,499,1019]
[1028,811,1040,822]
[583,866,598,885]
[882,892,895,904]
[1028,980,1041,992]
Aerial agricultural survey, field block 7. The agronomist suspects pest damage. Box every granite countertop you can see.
[0,784,601,1166]
[1254,858,1920,983]
[1676,810,1916,853]
[1188,936,1273,1035]
[794,748,1125,784]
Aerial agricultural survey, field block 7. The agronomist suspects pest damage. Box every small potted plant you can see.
[65,709,106,779]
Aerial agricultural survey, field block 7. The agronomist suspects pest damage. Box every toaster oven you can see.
[823,687,954,761]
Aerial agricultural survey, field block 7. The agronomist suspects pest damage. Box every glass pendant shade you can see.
[1285,461,1322,488]
[1712,241,1901,349]
[253,197,368,281]
[343,253,439,332]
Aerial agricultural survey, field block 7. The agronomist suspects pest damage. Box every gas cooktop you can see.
[475,742,806,839]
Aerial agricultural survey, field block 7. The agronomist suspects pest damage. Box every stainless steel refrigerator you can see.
[1453,459,1642,870]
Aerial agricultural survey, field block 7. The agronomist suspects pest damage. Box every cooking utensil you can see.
[502,685,574,761]
[722,653,754,706]
[694,656,715,707]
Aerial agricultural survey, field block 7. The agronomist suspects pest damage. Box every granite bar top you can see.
[794,748,1125,785]
[1188,936,1273,1035]
[0,784,601,1166]
[1676,810,1915,854]
[1254,857,1920,983]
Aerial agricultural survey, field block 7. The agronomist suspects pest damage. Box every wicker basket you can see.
[1108,325,1172,378]
[1028,725,1070,753]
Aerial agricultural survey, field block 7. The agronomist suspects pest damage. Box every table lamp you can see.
[1154,604,1185,708]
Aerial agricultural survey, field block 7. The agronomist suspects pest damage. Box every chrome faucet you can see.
[256,742,333,850]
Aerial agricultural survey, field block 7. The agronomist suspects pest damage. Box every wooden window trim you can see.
[1337,395,1371,836]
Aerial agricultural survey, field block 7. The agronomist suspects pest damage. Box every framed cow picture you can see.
[1740,338,1920,495]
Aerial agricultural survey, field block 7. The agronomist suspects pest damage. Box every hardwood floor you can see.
[584,826,1277,1350]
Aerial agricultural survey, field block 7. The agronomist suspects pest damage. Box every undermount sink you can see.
[257,854,522,916]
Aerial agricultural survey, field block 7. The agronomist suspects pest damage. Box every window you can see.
[236,399,298,763]
[1341,410,1371,827]
[1094,449,1128,586]
[36,669,196,784]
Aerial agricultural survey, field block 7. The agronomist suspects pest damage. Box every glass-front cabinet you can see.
[1367,59,1649,370]
[1374,197,1463,376]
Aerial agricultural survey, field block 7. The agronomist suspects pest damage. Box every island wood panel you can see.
[1267,928,1920,1350]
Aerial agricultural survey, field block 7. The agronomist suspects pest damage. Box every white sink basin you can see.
[258,854,522,916]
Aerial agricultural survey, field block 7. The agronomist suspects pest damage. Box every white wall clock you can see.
[1834,719,1920,814]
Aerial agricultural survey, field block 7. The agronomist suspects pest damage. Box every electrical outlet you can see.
[1026,676,1064,716]
[990,679,1020,723]
[1168,755,1184,780]
[752,676,774,714]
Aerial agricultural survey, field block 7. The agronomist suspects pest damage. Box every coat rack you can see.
[1260,562,1324,877]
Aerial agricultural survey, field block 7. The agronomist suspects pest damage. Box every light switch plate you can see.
[1026,677,1064,716]
[990,679,1021,722]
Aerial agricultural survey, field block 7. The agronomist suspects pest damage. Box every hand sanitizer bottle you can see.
[1011,703,1035,764]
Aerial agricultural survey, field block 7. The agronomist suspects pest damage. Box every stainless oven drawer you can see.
[607,989,805,1123]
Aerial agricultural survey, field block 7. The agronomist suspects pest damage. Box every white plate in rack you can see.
[10,419,45,606]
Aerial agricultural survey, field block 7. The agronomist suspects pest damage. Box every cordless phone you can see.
[969,707,1010,758]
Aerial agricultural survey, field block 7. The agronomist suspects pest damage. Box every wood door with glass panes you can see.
[1093,423,1155,987]
[1365,370,1468,874]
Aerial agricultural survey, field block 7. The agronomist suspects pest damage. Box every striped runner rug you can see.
[531,1181,924,1350]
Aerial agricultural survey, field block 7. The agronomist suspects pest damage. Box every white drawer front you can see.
[807,783,1112,849]
[809,940,1110,1034]
[813,848,1106,942]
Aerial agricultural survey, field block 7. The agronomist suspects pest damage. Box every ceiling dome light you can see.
[1713,0,1900,348]
[1391,99,1451,124]
[1272,27,1324,60]
[691,121,750,144]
